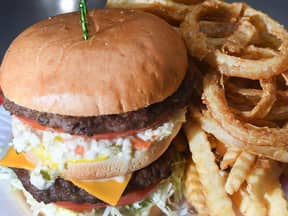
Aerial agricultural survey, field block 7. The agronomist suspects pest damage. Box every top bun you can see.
[0,8,187,116]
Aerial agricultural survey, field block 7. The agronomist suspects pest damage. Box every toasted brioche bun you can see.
[0,8,187,116]
[25,108,185,180]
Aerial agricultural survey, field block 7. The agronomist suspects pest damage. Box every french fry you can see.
[185,161,208,214]
[244,160,284,216]
[246,166,266,200]
[220,148,241,170]
[225,151,256,195]
[232,188,266,216]
[246,160,281,196]
[184,121,235,216]
[261,161,287,216]
[214,138,227,157]
[230,188,243,215]
[265,184,288,216]
[242,196,266,216]
[208,135,217,149]
[219,170,228,182]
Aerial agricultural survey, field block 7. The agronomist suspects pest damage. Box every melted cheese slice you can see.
[0,148,131,206]
[0,148,34,170]
[70,177,131,206]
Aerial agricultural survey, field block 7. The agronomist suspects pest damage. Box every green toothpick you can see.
[79,0,88,40]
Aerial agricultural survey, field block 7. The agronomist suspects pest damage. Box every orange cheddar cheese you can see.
[0,148,131,206]
[0,148,34,170]
[70,176,131,206]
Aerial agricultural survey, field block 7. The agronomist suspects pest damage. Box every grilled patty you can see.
[12,145,177,205]
[3,73,193,136]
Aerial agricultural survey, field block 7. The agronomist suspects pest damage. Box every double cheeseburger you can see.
[0,8,191,216]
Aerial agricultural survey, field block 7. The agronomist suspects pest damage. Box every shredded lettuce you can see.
[97,152,187,216]
[0,152,186,216]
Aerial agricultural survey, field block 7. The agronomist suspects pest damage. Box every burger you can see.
[0,8,191,216]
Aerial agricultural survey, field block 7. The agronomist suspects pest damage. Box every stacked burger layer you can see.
[0,8,192,216]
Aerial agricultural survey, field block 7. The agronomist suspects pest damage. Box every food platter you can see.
[1,0,288,215]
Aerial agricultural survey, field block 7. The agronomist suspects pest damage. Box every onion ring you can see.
[199,21,236,38]
[248,119,279,128]
[226,78,277,120]
[265,105,288,121]
[202,73,288,148]
[173,0,205,4]
[215,51,288,80]
[227,80,288,102]
[194,110,288,162]
[221,18,257,55]
[106,0,191,24]
[180,0,243,59]
[281,71,288,86]
[240,79,276,119]
[226,83,261,101]
[216,7,288,80]
[226,92,256,112]
[180,0,288,79]
[241,45,278,59]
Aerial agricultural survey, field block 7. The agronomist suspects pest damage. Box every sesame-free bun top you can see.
[0,8,187,116]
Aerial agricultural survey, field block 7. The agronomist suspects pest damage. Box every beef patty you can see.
[3,73,193,136]
[12,145,177,205]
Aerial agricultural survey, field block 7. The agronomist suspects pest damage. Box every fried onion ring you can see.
[226,78,277,120]
[216,7,288,79]
[180,0,288,79]
[266,105,288,121]
[202,73,288,148]
[221,18,257,55]
[180,0,243,59]
[281,71,288,85]
[106,0,191,24]
[195,110,288,162]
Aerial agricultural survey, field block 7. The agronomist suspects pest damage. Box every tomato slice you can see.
[18,116,53,131]
[131,137,151,150]
[17,115,140,139]
[55,202,106,212]
[56,182,159,212]
[116,181,158,206]
[17,116,152,150]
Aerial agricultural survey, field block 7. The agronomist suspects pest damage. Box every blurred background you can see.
[0,0,287,60]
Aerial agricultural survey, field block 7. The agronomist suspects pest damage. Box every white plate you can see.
[0,106,11,157]
[0,106,31,216]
